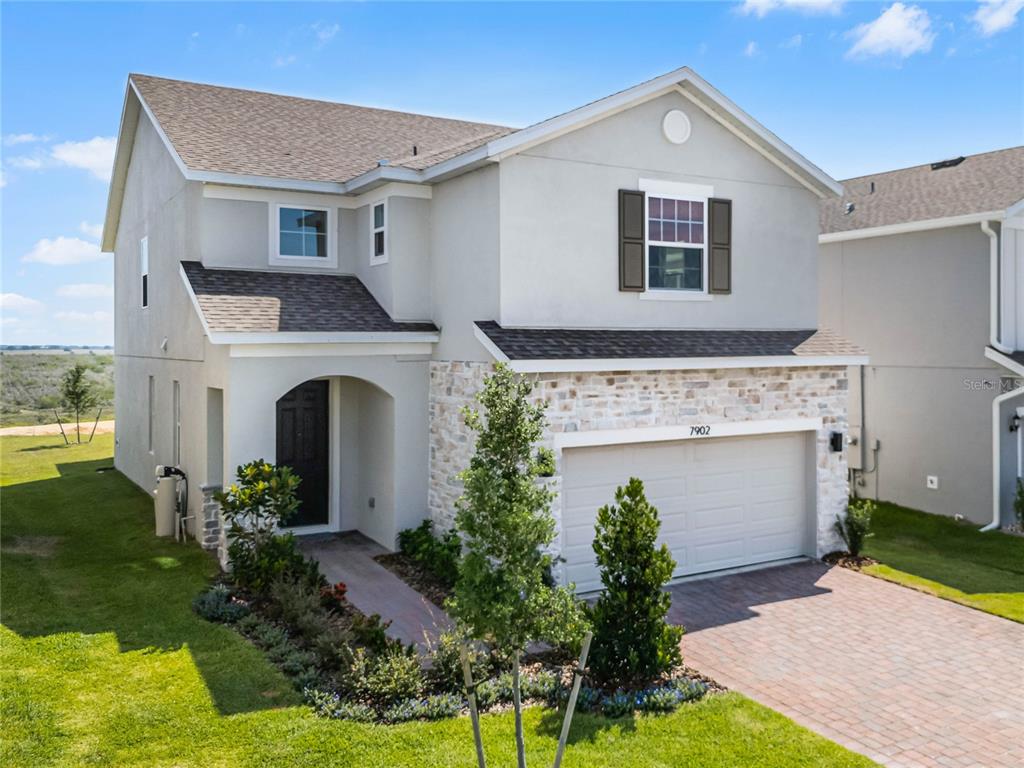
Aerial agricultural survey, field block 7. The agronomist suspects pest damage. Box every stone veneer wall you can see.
[429,362,850,564]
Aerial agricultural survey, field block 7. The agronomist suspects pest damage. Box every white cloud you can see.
[847,3,935,59]
[55,310,112,324]
[273,54,297,68]
[22,236,104,266]
[1,293,45,312]
[3,133,49,146]
[781,33,804,48]
[744,40,760,56]
[79,221,104,240]
[739,0,844,18]
[311,21,340,47]
[56,283,113,299]
[6,155,44,169]
[973,0,1024,35]
[50,136,116,181]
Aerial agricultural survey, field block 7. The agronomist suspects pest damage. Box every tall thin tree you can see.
[450,363,588,768]
[60,363,98,444]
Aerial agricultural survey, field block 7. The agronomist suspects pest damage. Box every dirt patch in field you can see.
[3,535,62,557]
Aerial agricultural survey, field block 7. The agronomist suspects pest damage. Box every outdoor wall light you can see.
[829,431,844,452]
[1010,414,1021,433]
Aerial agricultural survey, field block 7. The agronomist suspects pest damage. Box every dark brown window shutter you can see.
[709,198,732,294]
[619,189,646,291]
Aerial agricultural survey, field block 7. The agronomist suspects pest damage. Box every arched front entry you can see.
[276,379,330,527]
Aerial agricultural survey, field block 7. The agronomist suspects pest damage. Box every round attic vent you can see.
[662,109,692,145]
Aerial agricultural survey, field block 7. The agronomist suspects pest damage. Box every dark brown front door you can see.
[276,380,329,527]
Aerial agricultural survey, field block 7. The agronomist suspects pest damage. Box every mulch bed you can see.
[373,552,453,609]
[822,551,877,570]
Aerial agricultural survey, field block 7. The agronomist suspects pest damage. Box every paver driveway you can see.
[668,561,1024,768]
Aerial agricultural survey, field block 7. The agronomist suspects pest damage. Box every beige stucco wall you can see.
[496,90,820,330]
[819,225,1016,523]
[429,362,850,579]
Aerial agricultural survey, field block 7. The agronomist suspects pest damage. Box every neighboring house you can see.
[819,147,1024,528]
[103,67,865,591]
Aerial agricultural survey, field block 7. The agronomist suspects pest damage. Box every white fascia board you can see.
[213,331,440,346]
[1004,197,1024,222]
[227,340,436,358]
[131,79,193,182]
[202,181,431,208]
[498,354,867,373]
[985,346,1024,377]
[819,211,1004,244]
[101,82,140,252]
[473,324,511,362]
[552,416,823,453]
[178,263,214,338]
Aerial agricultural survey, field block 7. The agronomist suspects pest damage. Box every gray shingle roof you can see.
[821,146,1024,235]
[132,74,515,183]
[475,322,863,360]
[181,262,437,335]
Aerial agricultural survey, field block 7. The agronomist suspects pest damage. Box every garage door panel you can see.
[562,432,809,592]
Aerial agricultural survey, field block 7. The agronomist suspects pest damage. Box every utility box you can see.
[154,475,177,537]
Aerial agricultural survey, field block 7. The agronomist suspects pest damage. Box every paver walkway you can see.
[667,561,1024,768]
[299,533,450,648]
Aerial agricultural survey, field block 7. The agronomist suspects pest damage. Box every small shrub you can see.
[313,626,357,673]
[1015,478,1024,527]
[424,630,489,693]
[635,686,682,713]
[305,689,376,722]
[349,612,393,655]
[671,677,708,702]
[280,649,317,677]
[521,669,559,701]
[382,693,464,723]
[589,478,683,688]
[250,623,289,650]
[363,648,425,705]
[289,667,322,692]
[268,577,331,643]
[192,585,249,623]
[397,521,461,588]
[835,498,875,557]
[229,532,324,596]
[236,613,264,635]
[266,639,297,664]
[535,447,556,477]
[600,691,634,718]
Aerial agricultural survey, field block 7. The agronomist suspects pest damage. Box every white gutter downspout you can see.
[982,220,1013,354]
[982,383,1024,531]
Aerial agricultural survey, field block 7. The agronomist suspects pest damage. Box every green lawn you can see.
[1,435,875,767]
[861,501,1024,623]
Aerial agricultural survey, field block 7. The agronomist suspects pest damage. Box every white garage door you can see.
[562,432,810,593]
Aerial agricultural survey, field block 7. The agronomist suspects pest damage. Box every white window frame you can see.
[370,198,388,266]
[140,236,149,309]
[270,203,338,268]
[638,179,714,302]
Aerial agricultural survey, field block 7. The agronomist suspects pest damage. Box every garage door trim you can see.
[552,416,822,453]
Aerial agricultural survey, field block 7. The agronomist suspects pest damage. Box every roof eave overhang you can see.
[819,210,1006,244]
[472,324,867,373]
[984,346,1024,377]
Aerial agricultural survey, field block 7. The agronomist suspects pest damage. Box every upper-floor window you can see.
[140,236,149,308]
[271,204,337,268]
[370,200,387,265]
[647,196,705,292]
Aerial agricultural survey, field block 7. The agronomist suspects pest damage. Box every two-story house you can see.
[819,148,1024,530]
[103,67,865,590]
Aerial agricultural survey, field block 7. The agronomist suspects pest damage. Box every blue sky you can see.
[2,0,1022,345]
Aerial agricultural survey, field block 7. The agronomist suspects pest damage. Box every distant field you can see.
[0,351,114,427]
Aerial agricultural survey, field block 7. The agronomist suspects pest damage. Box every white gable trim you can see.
[985,346,1024,377]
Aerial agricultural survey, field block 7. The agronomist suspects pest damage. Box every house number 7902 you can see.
[689,425,712,436]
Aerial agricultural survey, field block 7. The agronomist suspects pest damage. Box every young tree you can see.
[60,363,98,444]
[588,478,683,688]
[450,363,587,768]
